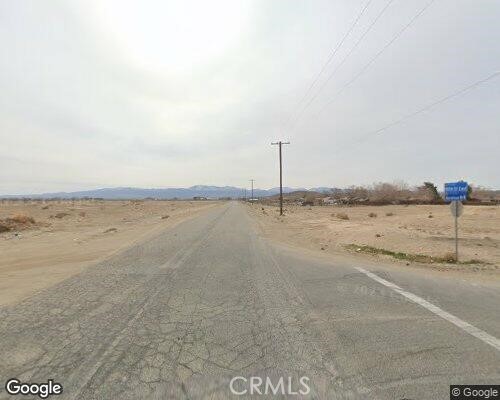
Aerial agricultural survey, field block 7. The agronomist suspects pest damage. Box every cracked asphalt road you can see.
[0,202,499,399]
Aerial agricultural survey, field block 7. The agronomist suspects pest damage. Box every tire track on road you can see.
[68,207,230,399]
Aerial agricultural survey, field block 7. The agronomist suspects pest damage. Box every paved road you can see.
[0,202,498,399]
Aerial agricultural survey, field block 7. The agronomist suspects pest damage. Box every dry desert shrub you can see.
[385,212,394,216]
[9,214,35,224]
[368,212,377,218]
[336,186,369,202]
[104,227,118,233]
[0,223,10,233]
[441,252,457,263]
[54,212,70,219]
[370,182,411,202]
[0,214,36,232]
[336,212,349,220]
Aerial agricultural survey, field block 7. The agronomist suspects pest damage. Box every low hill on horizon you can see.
[1,185,336,200]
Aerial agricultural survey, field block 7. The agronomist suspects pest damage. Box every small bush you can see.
[161,215,170,219]
[9,214,35,224]
[441,252,456,263]
[54,212,70,219]
[336,212,349,220]
[0,214,36,232]
[368,212,377,218]
[385,212,394,216]
[0,224,11,233]
[428,214,434,218]
[104,227,118,233]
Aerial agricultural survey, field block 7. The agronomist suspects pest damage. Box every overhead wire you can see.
[332,71,500,156]
[288,0,396,132]
[282,0,373,130]
[311,0,436,120]
[361,71,500,138]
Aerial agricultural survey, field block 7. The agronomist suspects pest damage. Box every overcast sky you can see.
[1,0,499,194]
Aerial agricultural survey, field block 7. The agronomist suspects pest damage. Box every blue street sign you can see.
[444,181,468,201]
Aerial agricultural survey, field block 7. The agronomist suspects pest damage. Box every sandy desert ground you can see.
[2,200,498,306]
[247,203,500,274]
[0,200,220,305]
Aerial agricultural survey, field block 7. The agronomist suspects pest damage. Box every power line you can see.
[289,0,396,132]
[283,0,372,129]
[334,71,500,155]
[362,71,500,138]
[314,0,436,119]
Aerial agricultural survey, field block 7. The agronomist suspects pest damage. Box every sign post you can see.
[444,181,468,262]
[449,200,463,261]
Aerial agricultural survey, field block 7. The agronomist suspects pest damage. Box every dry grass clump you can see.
[104,227,118,233]
[385,212,394,216]
[368,212,377,218]
[441,252,457,263]
[336,212,350,220]
[10,214,36,224]
[53,212,70,219]
[0,223,10,233]
[161,215,170,219]
[0,214,36,232]
[345,245,485,265]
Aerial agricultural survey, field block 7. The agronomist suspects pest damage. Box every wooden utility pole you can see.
[250,179,254,203]
[271,141,290,216]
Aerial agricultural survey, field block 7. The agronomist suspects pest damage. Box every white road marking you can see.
[355,267,500,352]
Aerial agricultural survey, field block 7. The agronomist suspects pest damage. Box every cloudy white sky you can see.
[1,0,499,194]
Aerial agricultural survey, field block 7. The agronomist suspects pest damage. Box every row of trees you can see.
[330,182,499,203]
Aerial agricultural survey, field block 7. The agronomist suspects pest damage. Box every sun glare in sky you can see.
[90,0,251,73]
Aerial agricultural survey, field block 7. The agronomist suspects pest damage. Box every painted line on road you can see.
[355,267,500,352]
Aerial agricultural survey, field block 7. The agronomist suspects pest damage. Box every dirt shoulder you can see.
[0,200,220,306]
[246,202,500,276]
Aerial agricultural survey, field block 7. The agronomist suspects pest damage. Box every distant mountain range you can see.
[1,186,336,200]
